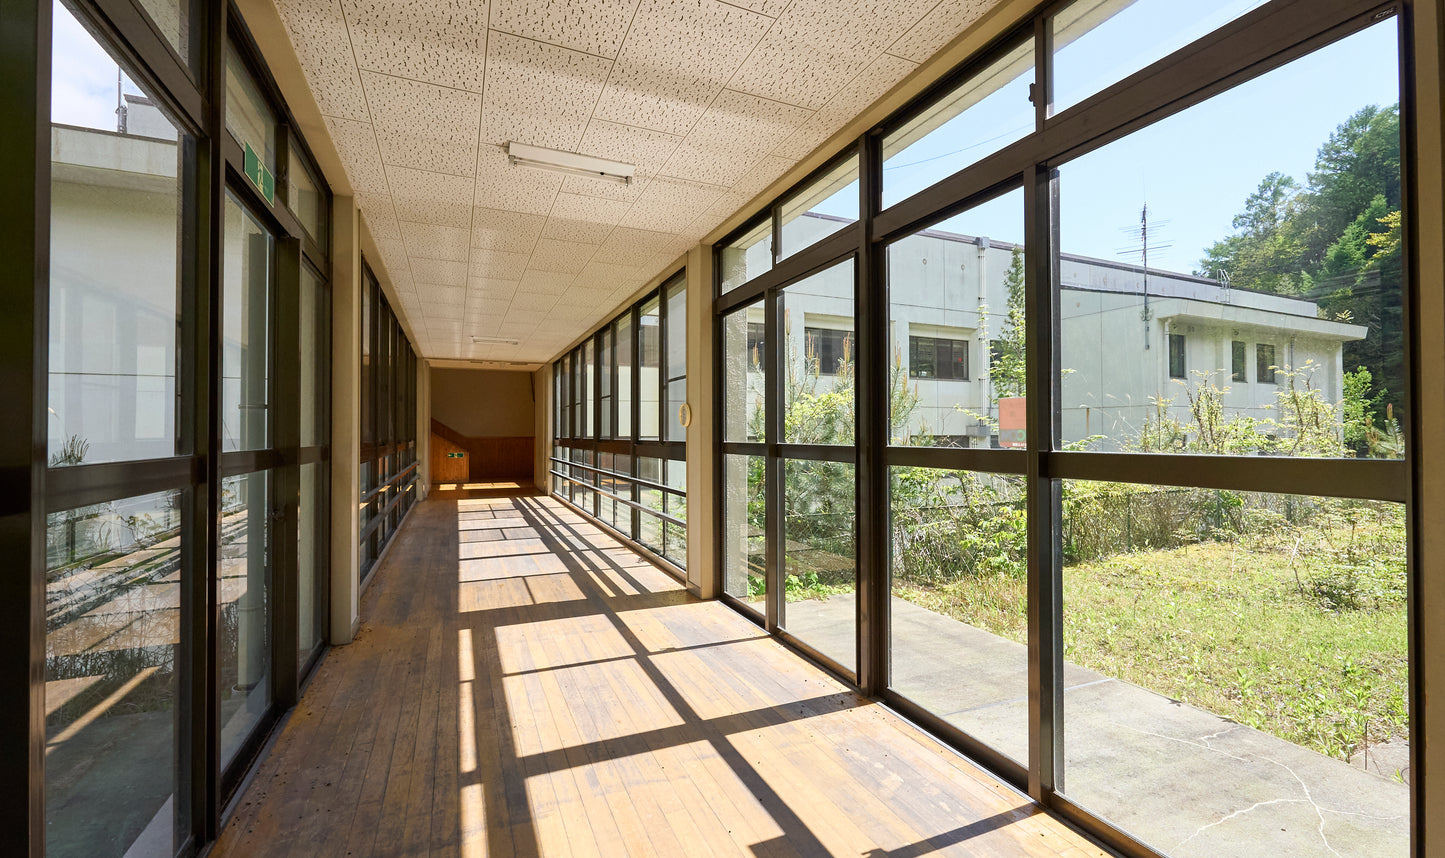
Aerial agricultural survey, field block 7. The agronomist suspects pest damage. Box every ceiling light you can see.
[471,335,520,346]
[505,141,634,185]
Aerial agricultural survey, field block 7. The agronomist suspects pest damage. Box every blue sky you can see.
[51,0,148,131]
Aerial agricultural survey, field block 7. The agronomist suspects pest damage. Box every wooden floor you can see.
[213,491,1107,857]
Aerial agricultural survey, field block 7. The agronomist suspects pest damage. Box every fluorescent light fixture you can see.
[505,141,634,185]
[471,335,520,345]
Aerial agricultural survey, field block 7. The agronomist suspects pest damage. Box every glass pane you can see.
[780,154,859,260]
[222,194,273,452]
[46,489,185,858]
[1057,22,1402,459]
[49,6,184,467]
[723,303,766,443]
[599,328,614,439]
[300,266,325,447]
[640,297,661,440]
[219,470,272,768]
[615,453,634,537]
[719,217,772,295]
[888,190,1025,448]
[1051,0,1270,115]
[638,456,663,551]
[225,43,277,174]
[781,259,855,445]
[583,339,595,438]
[287,145,324,243]
[665,277,687,441]
[1061,482,1407,855]
[298,462,325,666]
[882,40,1033,209]
[616,316,633,438]
[889,467,1027,764]
[722,454,766,606]
[664,459,687,566]
[781,459,856,674]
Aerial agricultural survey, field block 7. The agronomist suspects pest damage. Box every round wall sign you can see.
[678,402,692,428]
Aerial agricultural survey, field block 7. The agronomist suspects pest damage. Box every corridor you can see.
[211,492,1105,857]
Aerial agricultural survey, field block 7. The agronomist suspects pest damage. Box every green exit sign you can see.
[447,452,465,458]
[243,142,275,205]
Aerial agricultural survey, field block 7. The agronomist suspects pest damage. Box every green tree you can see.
[990,246,1028,398]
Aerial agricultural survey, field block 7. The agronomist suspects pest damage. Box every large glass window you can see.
[882,40,1034,209]
[779,154,859,260]
[616,315,633,438]
[723,303,766,444]
[222,195,273,452]
[781,260,855,445]
[639,296,661,440]
[46,489,186,858]
[49,1,185,468]
[664,275,687,442]
[1057,22,1401,459]
[219,470,271,768]
[719,216,772,295]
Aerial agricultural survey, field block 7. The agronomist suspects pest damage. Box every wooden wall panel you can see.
[432,420,533,482]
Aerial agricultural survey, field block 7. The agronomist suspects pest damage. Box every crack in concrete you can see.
[1119,720,1397,856]
[1171,798,1310,852]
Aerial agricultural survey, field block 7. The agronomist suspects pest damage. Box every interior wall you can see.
[429,368,535,483]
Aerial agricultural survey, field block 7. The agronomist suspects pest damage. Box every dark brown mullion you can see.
[1025,162,1063,802]
[886,445,1028,474]
[629,303,642,538]
[774,443,857,463]
[857,131,885,697]
[764,289,782,632]
[1045,451,1408,503]
[721,441,766,457]
[714,225,861,315]
[221,136,307,243]
[0,0,49,852]
[46,456,198,512]
[82,0,204,131]
[198,0,226,841]
[271,236,301,709]
[873,147,1036,246]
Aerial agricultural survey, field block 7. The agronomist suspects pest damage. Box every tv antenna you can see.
[1117,203,1171,350]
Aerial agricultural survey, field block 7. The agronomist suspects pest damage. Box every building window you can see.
[1168,333,1186,379]
[806,327,853,375]
[911,335,969,380]
[1257,343,1278,384]
[1232,340,1247,382]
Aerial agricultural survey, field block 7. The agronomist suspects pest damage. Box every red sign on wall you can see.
[998,397,1026,448]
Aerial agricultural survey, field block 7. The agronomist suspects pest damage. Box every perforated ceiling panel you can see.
[271,0,1004,362]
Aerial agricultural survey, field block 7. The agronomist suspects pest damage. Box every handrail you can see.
[548,469,686,529]
[549,456,682,497]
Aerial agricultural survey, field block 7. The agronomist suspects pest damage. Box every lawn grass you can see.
[891,504,1408,763]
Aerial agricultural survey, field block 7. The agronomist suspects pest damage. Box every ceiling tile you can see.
[274,0,371,121]
[322,116,389,194]
[470,297,512,316]
[660,89,812,185]
[482,32,614,151]
[508,291,561,313]
[356,192,402,240]
[362,71,481,175]
[376,237,411,278]
[490,0,639,58]
[468,276,521,298]
[416,283,466,303]
[472,207,545,252]
[594,0,772,135]
[470,248,532,280]
[527,238,595,274]
[732,153,794,199]
[502,309,547,326]
[518,270,575,294]
[575,260,641,292]
[578,119,683,177]
[410,257,469,286]
[560,173,652,203]
[773,52,917,160]
[402,221,470,262]
[341,0,488,91]
[468,314,504,332]
[549,192,633,224]
[593,226,676,265]
[889,0,996,64]
[729,0,932,110]
[387,165,476,227]
[541,217,615,245]
[617,177,725,232]
[474,144,563,215]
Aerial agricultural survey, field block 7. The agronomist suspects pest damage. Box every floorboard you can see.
[212,491,1109,857]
